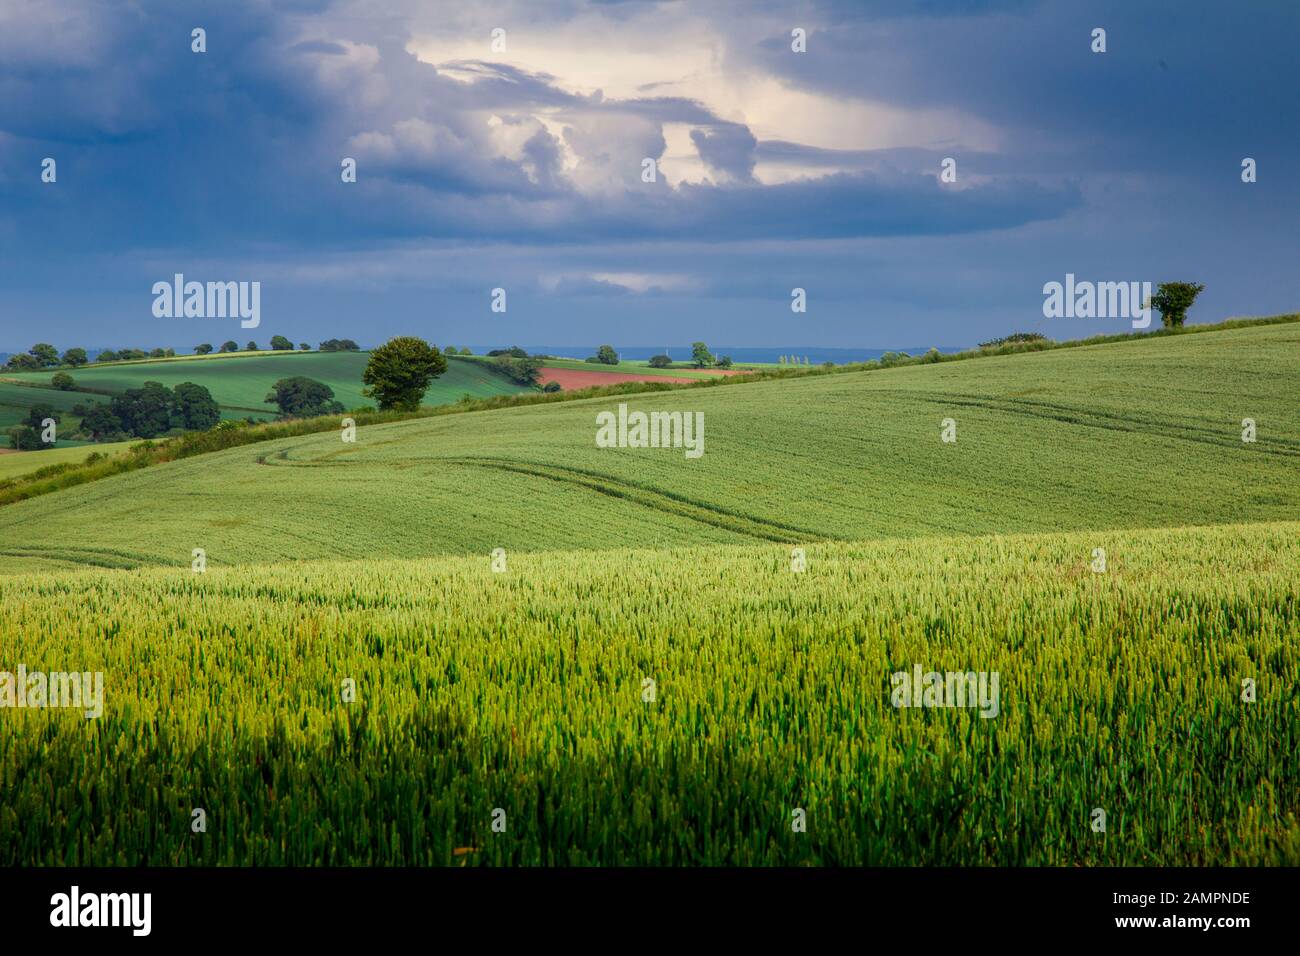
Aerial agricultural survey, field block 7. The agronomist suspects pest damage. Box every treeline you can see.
[2,338,365,370]
[7,381,221,449]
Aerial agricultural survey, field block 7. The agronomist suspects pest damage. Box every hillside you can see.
[0,351,531,426]
[1,322,1297,573]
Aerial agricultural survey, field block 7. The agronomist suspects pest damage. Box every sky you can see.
[0,0,1297,352]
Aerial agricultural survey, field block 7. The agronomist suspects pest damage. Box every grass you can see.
[0,440,139,481]
[1,520,1295,865]
[2,320,1298,572]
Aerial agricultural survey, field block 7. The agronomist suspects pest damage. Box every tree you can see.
[110,382,173,438]
[270,335,293,351]
[265,376,345,419]
[171,382,221,430]
[691,341,713,368]
[219,341,239,353]
[62,347,88,367]
[195,343,214,355]
[444,346,459,355]
[716,355,733,368]
[648,354,672,368]
[595,344,619,365]
[7,425,47,451]
[320,338,361,352]
[245,340,259,351]
[149,348,167,358]
[26,404,59,429]
[299,343,311,351]
[81,404,126,441]
[1147,281,1205,329]
[5,353,40,370]
[29,343,59,367]
[459,346,473,355]
[51,372,75,390]
[362,337,446,410]
[96,349,119,363]
[491,354,542,386]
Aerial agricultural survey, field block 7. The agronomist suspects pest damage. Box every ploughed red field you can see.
[538,367,745,390]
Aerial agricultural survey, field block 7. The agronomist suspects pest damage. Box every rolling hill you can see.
[0,321,1296,572]
[3,320,1296,866]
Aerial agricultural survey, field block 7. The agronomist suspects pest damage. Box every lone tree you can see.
[1148,282,1205,329]
[30,343,59,367]
[648,354,672,368]
[691,341,713,368]
[595,344,619,365]
[269,335,293,351]
[195,343,214,355]
[51,371,75,390]
[7,425,47,451]
[265,376,344,418]
[362,336,446,410]
[62,347,88,367]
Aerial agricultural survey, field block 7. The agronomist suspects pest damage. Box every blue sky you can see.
[1,0,1297,352]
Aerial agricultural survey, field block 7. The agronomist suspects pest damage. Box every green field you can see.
[2,322,1297,572]
[1,321,1297,865]
[1,351,532,423]
[0,379,92,432]
[0,440,139,482]
[1,521,1296,864]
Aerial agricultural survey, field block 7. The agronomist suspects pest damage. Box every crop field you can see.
[0,380,90,431]
[1,321,1297,867]
[1,351,531,422]
[0,440,139,482]
[524,355,751,379]
[1,322,1297,573]
[1,520,1296,865]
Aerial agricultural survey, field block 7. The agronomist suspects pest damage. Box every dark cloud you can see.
[0,0,1293,351]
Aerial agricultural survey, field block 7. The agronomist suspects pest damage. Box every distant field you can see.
[2,322,1298,572]
[526,355,753,379]
[538,367,698,389]
[0,440,139,481]
[0,382,106,442]
[1,351,532,422]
